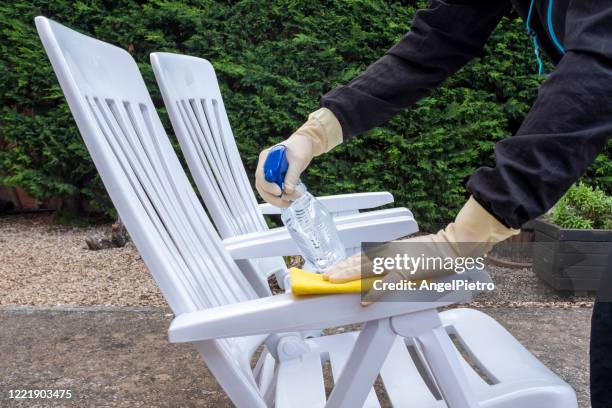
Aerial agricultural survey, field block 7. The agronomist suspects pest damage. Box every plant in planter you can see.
[527,183,612,293]
[551,183,612,230]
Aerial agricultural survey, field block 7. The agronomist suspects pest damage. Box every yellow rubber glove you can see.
[255,108,342,207]
[321,197,519,304]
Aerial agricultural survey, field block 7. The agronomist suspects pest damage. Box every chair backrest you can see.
[36,19,269,405]
[150,52,268,239]
[34,17,258,316]
[151,52,289,287]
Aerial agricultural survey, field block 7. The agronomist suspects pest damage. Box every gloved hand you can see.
[255,108,342,207]
[322,197,519,304]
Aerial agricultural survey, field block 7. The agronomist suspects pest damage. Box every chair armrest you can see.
[258,202,281,215]
[169,294,447,343]
[334,207,414,224]
[258,192,394,215]
[168,270,488,343]
[223,215,417,259]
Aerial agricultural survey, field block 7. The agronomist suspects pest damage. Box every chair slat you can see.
[102,98,225,306]
[179,98,247,234]
[85,96,208,309]
[194,98,254,232]
[205,98,266,231]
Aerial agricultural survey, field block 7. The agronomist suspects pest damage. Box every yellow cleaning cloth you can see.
[289,267,378,295]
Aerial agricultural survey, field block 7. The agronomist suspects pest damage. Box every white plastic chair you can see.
[36,17,578,408]
[149,52,418,287]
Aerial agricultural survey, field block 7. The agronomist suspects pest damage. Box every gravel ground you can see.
[0,306,592,408]
[0,213,597,407]
[473,262,595,308]
[0,213,595,308]
[0,214,165,308]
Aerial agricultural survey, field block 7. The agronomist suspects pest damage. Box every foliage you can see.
[0,1,610,228]
[551,183,612,230]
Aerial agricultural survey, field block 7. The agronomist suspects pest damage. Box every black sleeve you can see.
[467,2,612,228]
[320,0,511,139]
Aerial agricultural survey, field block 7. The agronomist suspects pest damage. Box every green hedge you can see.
[1,1,610,229]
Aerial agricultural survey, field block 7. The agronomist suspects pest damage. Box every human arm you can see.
[256,1,511,205]
[321,0,511,139]
[467,1,612,228]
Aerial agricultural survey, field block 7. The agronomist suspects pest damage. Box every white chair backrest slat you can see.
[206,97,264,232]
[151,53,267,238]
[177,97,253,234]
[85,96,208,310]
[175,99,242,233]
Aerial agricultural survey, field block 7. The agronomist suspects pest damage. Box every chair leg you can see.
[391,309,479,408]
[235,259,273,297]
[416,326,479,408]
[325,318,396,408]
[195,341,267,408]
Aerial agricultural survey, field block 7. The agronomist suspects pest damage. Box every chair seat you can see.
[269,308,576,408]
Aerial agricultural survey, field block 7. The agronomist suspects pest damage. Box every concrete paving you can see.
[0,305,592,407]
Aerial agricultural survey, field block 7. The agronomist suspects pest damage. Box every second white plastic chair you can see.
[150,52,418,289]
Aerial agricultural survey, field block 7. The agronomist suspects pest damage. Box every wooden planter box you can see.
[526,218,612,293]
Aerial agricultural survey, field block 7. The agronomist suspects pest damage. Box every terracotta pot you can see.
[14,187,39,209]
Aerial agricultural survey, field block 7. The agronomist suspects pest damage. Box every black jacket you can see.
[320,0,611,228]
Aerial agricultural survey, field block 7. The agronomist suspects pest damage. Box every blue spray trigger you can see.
[263,145,289,189]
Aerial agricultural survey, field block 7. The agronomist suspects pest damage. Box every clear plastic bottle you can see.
[264,145,346,271]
